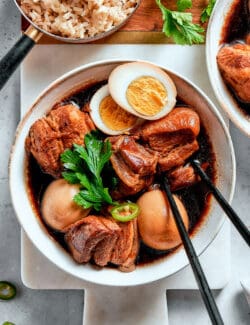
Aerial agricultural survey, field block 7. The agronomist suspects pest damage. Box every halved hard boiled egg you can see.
[108,62,177,120]
[89,84,141,135]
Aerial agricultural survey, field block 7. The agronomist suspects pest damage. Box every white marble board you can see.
[20,44,231,324]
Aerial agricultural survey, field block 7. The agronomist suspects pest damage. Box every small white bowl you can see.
[9,59,236,287]
[206,0,250,136]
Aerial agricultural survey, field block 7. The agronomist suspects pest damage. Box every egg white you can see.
[89,84,141,135]
[108,62,177,120]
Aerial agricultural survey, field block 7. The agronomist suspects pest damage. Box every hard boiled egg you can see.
[137,189,189,250]
[41,179,90,232]
[108,62,177,120]
[89,84,141,135]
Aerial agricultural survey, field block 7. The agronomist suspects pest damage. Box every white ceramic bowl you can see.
[9,60,236,286]
[206,0,250,136]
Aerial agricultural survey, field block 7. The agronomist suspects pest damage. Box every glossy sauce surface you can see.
[221,0,249,43]
[26,82,216,267]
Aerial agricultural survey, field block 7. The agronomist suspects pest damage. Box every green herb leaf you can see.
[156,0,204,45]
[61,171,79,184]
[61,131,114,211]
[73,192,94,209]
[61,149,83,172]
[177,0,192,11]
[100,187,113,204]
[75,172,92,191]
[74,132,112,184]
[201,0,216,23]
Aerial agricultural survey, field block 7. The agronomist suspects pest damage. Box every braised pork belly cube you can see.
[135,107,200,172]
[109,135,157,198]
[109,107,201,198]
[25,104,95,178]
[217,43,250,103]
[65,216,139,272]
[109,135,158,176]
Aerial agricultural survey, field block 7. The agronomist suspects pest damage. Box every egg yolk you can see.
[126,76,167,116]
[99,95,137,131]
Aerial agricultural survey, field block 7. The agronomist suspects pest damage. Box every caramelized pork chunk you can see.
[217,43,250,103]
[109,136,157,198]
[158,140,199,172]
[168,164,200,191]
[64,216,139,271]
[168,162,209,191]
[109,136,158,176]
[117,219,139,272]
[25,104,95,177]
[135,107,200,172]
[64,216,117,264]
[109,108,200,197]
[137,107,200,141]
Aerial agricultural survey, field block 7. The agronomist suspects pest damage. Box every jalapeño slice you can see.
[111,203,140,222]
[0,282,16,300]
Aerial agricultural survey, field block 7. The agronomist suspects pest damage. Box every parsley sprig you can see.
[200,0,216,23]
[177,0,192,12]
[61,131,115,211]
[156,0,205,45]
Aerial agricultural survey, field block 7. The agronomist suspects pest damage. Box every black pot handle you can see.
[0,26,42,91]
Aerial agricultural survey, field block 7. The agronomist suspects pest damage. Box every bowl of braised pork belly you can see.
[206,0,250,136]
[9,60,235,286]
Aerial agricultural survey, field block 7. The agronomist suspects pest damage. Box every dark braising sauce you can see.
[220,0,250,115]
[221,0,249,44]
[26,83,216,268]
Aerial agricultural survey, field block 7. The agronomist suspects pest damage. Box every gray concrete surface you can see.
[0,1,83,324]
[0,1,250,324]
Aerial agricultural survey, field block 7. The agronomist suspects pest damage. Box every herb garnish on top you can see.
[61,131,115,211]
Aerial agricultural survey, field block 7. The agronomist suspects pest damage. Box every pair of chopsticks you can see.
[191,160,250,247]
[161,160,250,325]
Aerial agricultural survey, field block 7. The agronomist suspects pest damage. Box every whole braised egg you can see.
[89,84,141,135]
[108,62,177,120]
[137,189,189,250]
[41,179,90,232]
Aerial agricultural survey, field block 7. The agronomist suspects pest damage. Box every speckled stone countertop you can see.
[0,1,250,324]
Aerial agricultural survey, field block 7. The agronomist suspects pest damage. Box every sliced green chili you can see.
[111,203,140,222]
[0,281,16,300]
[2,322,15,325]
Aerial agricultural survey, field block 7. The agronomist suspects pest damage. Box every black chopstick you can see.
[161,177,224,325]
[191,159,250,247]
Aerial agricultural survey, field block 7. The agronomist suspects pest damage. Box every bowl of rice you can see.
[18,0,140,42]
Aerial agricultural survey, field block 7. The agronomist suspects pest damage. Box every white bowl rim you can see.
[9,58,236,287]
